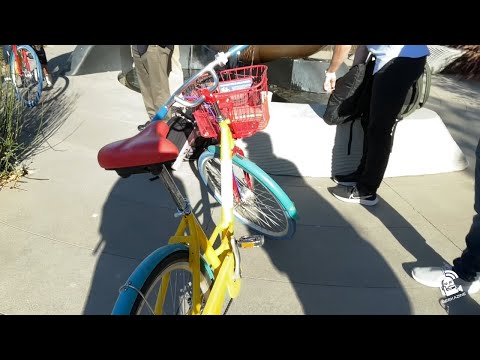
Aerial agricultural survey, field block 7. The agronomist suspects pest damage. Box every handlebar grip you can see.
[152,106,169,121]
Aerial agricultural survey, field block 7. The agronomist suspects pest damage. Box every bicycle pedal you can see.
[236,235,264,248]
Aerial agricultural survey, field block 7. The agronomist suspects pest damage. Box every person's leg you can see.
[453,138,480,282]
[145,45,172,121]
[169,45,184,96]
[332,56,374,185]
[34,45,52,87]
[357,56,426,194]
[412,138,480,293]
[2,45,10,66]
[132,45,156,119]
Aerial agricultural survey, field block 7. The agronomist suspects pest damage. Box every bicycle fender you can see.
[206,145,299,221]
[111,244,214,315]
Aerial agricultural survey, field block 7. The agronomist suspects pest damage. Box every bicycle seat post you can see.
[157,164,191,216]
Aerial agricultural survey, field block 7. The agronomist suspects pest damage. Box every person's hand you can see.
[323,71,336,93]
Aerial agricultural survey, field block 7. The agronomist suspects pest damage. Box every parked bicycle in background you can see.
[1,45,44,108]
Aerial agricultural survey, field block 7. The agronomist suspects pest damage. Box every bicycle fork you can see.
[152,166,208,314]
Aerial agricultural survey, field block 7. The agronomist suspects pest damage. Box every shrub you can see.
[443,45,480,80]
[0,61,27,187]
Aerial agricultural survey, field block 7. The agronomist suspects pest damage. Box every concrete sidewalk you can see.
[0,45,479,315]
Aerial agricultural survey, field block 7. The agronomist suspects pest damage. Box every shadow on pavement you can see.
[443,293,480,315]
[367,200,448,269]
[17,75,77,162]
[83,163,214,314]
[241,132,413,314]
[48,52,72,81]
[369,201,480,315]
[84,131,480,314]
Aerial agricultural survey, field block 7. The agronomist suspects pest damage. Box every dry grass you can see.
[443,45,480,80]
[0,86,23,186]
[0,165,28,190]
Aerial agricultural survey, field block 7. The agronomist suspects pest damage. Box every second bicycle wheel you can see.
[129,250,212,315]
[198,148,297,240]
[9,45,43,108]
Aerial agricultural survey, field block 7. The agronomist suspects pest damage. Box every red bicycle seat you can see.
[98,121,179,171]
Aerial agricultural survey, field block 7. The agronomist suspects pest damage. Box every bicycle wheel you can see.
[198,147,297,240]
[115,248,213,315]
[9,45,43,108]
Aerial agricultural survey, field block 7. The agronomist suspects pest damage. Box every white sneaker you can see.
[412,265,480,295]
[15,76,23,88]
[45,74,53,88]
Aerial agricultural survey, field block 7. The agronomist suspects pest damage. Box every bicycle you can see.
[2,45,43,108]
[98,45,298,315]
[166,77,298,240]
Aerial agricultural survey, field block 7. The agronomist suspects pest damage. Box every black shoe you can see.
[138,120,151,131]
[332,172,359,186]
[328,185,378,206]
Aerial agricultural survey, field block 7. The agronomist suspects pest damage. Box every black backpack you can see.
[323,58,431,154]
[323,57,375,126]
[324,58,431,125]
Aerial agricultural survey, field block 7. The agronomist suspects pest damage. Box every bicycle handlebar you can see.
[152,45,249,121]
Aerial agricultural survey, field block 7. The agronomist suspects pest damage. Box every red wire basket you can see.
[189,65,270,139]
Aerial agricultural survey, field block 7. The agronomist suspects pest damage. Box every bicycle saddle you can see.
[97,121,179,178]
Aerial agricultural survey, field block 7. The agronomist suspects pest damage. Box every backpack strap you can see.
[390,61,432,153]
[420,62,431,107]
[398,61,431,120]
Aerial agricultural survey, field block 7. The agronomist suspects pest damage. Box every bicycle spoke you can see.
[173,271,178,313]
[203,158,288,234]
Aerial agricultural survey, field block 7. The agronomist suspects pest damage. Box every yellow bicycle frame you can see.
[157,119,241,315]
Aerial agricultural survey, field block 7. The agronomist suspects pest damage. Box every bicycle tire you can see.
[198,146,298,240]
[9,45,43,108]
[112,245,214,315]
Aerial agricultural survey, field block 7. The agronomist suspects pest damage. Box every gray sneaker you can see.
[412,265,480,295]
[328,185,378,206]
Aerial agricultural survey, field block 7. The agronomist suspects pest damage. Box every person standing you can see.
[325,45,430,206]
[132,45,174,131]
[32,45,53,88]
